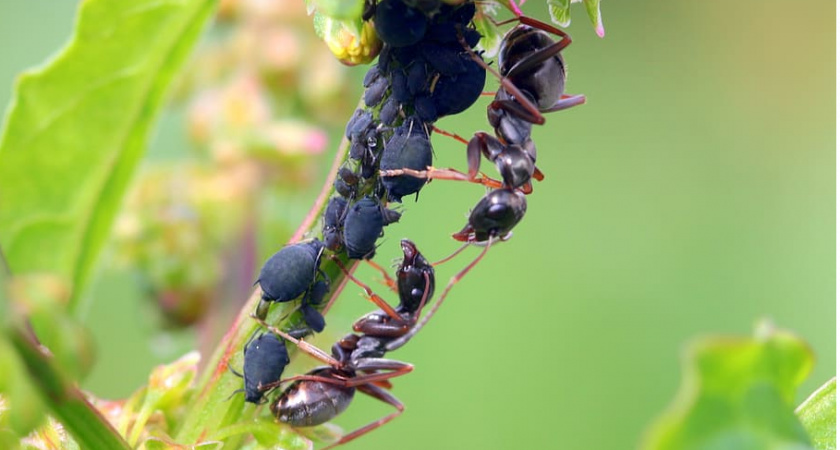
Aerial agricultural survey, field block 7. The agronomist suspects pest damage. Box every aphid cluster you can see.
[231,1,586,447]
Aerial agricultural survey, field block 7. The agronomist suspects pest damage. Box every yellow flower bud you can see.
[315,13,382,66]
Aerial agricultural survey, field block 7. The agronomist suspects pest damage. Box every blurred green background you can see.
[1,1,834,449]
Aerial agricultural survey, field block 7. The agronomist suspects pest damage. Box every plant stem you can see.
[7,326,132,450]
[173,123,358,446]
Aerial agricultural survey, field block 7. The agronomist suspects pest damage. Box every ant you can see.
[250,239,487,448]
[380,13,586,195]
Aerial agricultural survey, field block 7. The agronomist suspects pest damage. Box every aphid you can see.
[231,332,290,404]
[374,0,428,48]
[343,196,401,260]
[255,240,327,321]
[345,108,373,141]
[382,15,586,193]
[364,75,389,108]
[323,196,348,251]
[379,117,433,202]
[249,239,485,448]
[379,97,401,126]
[257,240,325,303]
[299,279,330,333]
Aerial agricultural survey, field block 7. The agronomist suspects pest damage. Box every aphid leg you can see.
[227,363,243,379]
[322,384,405,450]
[331,256,405,323]
[385,243,492,352]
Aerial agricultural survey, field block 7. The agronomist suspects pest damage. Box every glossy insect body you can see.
[498,25,566,112]
[487,21,585,139]
[395,239,435,313]
[254,241,441,448]
[374,0,428,48]
[343,196,401,259]
[468,132,537,190]
[260,329,410,450]
[346,239,435,344]
[258,240,325,303]
[242,333,290,404]
[272,366,355,427]
[453,188,527,243]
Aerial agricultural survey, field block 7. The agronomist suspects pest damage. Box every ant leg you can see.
[250,314,340,368]
[385,242,492,352]
[355,272,432,334]
[543,94,586,113]
[520,181,534,195]
[457,35,546,125]
[330,256,404,323]
[321,384,404,450]
[358,369,393,389]
[433,243,470,266]
[411,272,432,323]
[503,34,570,82]
[533,166,545,181]
[517,15,574,45]
[432,126,469,145]
[274,359,412,389]
[344,358,414,386]
[364,259,398,292]
[381,166,505,190]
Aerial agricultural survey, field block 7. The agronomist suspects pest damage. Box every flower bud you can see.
[313,13,382,66]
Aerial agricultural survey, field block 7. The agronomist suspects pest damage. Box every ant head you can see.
[400,239,431,271]
[397,240,435,313]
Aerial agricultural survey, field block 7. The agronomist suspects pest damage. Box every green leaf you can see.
[546,0,605,37]
[796,378,836,450]
[474,4,504,58]
[582,0,605,37]
[546,0,572,28]
[6,327,131,450]
[642,322,816,450]
[0,0,219,313]
[0,338,47,438]
[311,0,365,20]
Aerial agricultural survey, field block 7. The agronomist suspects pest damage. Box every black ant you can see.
[381,13,585,194]
[250,239,487,448]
